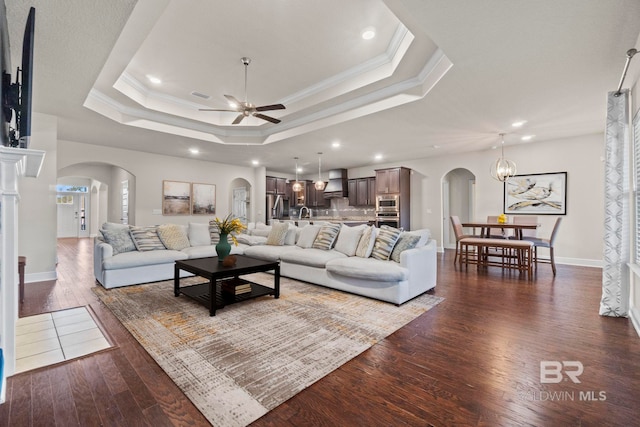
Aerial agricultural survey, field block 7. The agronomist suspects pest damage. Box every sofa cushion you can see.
[284,225,298,246]
[266,222,289,245]
[188,223,212,246]
[102,222,130,232]
[334,224,366,257]
[390,233,421,262]
[371,225,402,260]
[296,225,321,248]
[244,245,300,262]
[100,228,136,255]
[103,249,188,270]
[129,226,166,251]
[157,224,190,250]
[280,248,347,268]
[355,226,377,258]
[326,257,409,282]
[312,222,341,250]
[236,234,267,246]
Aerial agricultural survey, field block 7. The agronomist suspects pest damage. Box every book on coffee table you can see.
[221,282,252,295]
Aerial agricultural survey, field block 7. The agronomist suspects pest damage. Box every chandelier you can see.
[490,133,517,182]
[292,157,302,192]
[314,152,325,190]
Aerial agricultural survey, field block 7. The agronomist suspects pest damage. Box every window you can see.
[634,110,640,262]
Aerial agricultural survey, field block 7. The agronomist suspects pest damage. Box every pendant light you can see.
[314,152,325,190]
[292,157,302,192]
[490,133,517,182]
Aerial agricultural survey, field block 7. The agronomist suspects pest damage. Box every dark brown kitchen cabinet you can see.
[276,177,287,195]
[266,176,288,195]
[376,168,402,194]
[266,176,276,194]
[356,179,369,206]
[307,183,328,207]
[348,179,357,206]
[367,177,376,206]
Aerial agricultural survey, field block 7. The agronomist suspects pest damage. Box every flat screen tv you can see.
[0,3,35,148]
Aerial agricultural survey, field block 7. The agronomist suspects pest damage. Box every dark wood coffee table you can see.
[174,255,280,316]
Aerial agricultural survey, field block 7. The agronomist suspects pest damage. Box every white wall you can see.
[18,113,59,282]
[57,140,260,227]
[349,133,605,265]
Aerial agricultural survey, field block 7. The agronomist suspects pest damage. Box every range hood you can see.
[323,169,348,198]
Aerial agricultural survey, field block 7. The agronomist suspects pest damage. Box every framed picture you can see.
[162,180,191,215]
[191,183,216,215]
[504,172,567,215]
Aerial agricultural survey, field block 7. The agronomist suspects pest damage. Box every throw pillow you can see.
[188,223,211,246]
[101,222,129,232]
[266,222,289,246]
[355,226,377,258]
[312,222,342,250]
[100,228,136,255]
[390,233,421,262]
[284,225,298,246]
[405,229,431,248]
[208,220,221,244]
[371,225,402,260]
[296,225,321,248]
[157,224,190,250]
[129,226,165,251]
[334,224,366,257]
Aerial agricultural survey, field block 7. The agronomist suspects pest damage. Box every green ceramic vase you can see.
[215,233,231,262]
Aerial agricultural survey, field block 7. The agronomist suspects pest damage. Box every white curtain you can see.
[600,89,630,317]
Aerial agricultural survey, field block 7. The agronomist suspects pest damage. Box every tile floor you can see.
[15,306,111,373]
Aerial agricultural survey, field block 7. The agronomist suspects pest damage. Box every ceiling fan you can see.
[199,57,285,125]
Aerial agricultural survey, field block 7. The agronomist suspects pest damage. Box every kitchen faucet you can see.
[299,206,311,219]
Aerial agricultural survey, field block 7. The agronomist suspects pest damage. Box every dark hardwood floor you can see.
[2,238,639,426]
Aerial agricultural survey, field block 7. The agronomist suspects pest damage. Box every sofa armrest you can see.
[94,240,114,284]
[400,239,437,292]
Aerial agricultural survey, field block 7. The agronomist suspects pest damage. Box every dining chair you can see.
[487,215,512,238]
[450,216,480,265]
[513,215,538,238]
[522,217,562,275]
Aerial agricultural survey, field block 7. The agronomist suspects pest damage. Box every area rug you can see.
[93,273,443,426]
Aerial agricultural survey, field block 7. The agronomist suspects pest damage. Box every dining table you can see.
[461,221,539,240]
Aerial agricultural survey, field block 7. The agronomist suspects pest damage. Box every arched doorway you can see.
[229,178,252,223]
[441,168,476,249]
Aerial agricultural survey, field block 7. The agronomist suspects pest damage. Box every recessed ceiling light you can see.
[374,154,383,160]
[297,167,303,173]
[512,120,527,127]
[189,147,199,154]
[361,27,376,40]
[432,145,440,149]
[146,74,162,85]
[251,160,259,166]
[332,141,341,148]
[521,135,535,141]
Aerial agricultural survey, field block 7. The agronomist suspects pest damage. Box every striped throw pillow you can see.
[312,222,341,250]
[371,225,402,260]
[129,226,165,251]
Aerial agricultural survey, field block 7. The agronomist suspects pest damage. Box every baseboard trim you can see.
[25,271,58,284]
[630,307,640,338]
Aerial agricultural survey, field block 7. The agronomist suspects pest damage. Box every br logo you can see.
[540,361,583,383]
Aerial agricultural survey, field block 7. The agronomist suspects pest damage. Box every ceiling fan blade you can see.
[255,104,286,112]
[253,113,281,124]
[232,114,245,125]
[224,95,242,108]
[199,108,237,112]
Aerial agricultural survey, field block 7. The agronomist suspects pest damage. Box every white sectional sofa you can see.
[94,221,437,305]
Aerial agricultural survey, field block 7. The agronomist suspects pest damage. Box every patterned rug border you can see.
[93,273,443,426]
